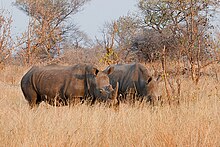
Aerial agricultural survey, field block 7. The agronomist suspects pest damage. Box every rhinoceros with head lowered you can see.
[21,64,118,108]
[104,63,159,104]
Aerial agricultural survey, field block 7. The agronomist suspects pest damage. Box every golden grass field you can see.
[0,64,219,147]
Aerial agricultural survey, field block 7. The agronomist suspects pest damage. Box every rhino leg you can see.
[125,88,136,105]
[68,96,82,106]
[22,87,41,108]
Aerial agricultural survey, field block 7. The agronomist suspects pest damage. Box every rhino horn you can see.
[112,82,119,107]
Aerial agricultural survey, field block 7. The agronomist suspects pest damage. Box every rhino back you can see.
[108,63,137,92]
[22,65,87,99]
[108,63,152,94]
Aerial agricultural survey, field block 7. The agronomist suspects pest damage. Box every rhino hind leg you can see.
[125,88,136,105]
[22,87,41,108]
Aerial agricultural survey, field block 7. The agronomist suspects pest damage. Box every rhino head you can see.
[86,66,118,104]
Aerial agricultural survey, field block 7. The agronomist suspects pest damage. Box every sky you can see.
[75,0,138,38]
[0,0,28,37]
[0,0,138,39]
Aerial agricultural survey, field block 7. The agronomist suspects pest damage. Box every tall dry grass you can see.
[0,64,219,147]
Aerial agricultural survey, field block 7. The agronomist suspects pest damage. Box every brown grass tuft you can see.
[0,64,219,146]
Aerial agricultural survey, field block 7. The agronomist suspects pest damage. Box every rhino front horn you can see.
[112,82,119,107]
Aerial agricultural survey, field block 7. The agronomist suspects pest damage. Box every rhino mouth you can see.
[97,83,118,102]
[98,85,114,99]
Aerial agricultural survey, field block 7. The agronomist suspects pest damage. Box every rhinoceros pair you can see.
[21,63,158,108]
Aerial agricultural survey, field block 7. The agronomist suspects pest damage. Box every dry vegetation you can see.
[0,63,219,147]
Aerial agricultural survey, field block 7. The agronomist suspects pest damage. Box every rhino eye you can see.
[99,89,104,93]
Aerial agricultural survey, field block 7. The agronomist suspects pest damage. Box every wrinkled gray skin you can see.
[104,63,158,104]
[21,64,116,108]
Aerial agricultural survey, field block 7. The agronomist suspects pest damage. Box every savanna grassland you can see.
[0,64,219,147]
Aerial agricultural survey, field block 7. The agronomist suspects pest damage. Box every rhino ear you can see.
[106,66,114,75]
[93,68,99,75]
[146,77,152,84]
